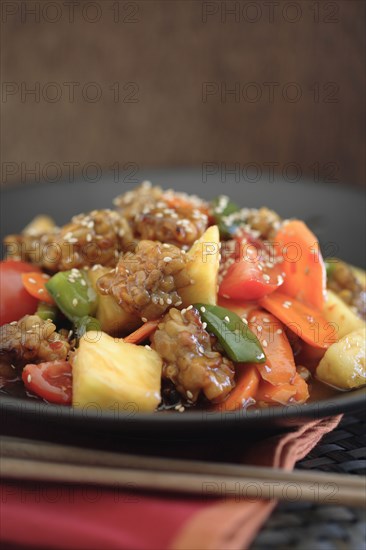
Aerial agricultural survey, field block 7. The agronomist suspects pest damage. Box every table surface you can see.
[253,410,366,550]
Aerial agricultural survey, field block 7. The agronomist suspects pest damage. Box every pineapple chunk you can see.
[179,225,220,307]
[87,266,141,335]
[72,331,162,411]
[316,327,366,390]
[322,290,364,340]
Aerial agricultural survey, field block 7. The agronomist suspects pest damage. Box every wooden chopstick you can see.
[1,437,365,507]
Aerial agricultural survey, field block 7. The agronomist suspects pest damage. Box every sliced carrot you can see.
[123,318,161,344]
[292,373,310,403]
[275,220,326,310]
[256,380,297,405]
[256,373,309,405]
[259,291,334,349]
[21,272,55,305]
[214,365,260,412]
[247,309,297,385]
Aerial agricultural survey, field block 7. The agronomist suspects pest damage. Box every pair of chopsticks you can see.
[0,436,365,507]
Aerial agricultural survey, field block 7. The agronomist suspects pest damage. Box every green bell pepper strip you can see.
[211,196,241,239]
[75,315,102,338]
[45,269,98,322]
[36,302,58,322]
[194,303,266,363]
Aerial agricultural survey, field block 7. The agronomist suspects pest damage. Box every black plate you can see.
[1,170,365,445]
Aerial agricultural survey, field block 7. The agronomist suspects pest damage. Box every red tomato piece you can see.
[22,272,55,305]
[219,239,284,301]
[22,360,72,405]
[0,260,41,325]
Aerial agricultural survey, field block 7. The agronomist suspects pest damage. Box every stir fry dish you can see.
[0,182,365,413]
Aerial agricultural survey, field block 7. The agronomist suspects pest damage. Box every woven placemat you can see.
[252,411,366,549]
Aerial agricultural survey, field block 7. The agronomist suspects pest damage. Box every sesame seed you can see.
[222,294,230,299]
[186,390,193,399]
[186,305,193,311]
[162,243,170,249]
[80,279,86,286]
[175,300,183,306]
[37,288,44,294]
[276,329,283,334]
[224,316,230,323]
[262,317,270,323]
[42,274,49,279]
[145,345,152,351]
[159,298,164,306]
[163,257,172,263]
[262,339,268,347]
[181,308,187,315]
[283,301,292,309]
[72,298,78,307]
[178,406,185,413]
[28,278,37,284]
[202,322,207,329]
[9,321,17,325]
[242,317,248,325]
[257,325,262,332]
[251,316,256,322]
[166,298,172,305]
[86,234,92,242]
[263,274,270,282]
[198,345,205,353]
[27,374,32,384]
[141,317,148,323]
[200,306,206,313]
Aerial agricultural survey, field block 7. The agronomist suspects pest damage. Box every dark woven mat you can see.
[252,411,366,550]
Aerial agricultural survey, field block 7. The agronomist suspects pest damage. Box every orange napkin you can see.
[0,416,342,550]
[171,415,342,550]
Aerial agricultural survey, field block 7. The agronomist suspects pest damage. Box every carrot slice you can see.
[21,272,55,305]
[256,373,309,405]
[275,220,326,310]
[247,309,297,385]
[259,291,334,349]
[214,365,260,412]
[123,319,161,344]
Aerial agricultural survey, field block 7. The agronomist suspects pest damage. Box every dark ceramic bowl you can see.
[1,170,365,449]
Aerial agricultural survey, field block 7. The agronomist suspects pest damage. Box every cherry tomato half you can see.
[22,360,72,404]
[0,260,41,325]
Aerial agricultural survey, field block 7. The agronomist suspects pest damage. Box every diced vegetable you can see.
[86,266,141,335]
[45,269,97,322]
[322,290,364,340]
[22,272,55,305]
[247,309,297,385]
[22,215,56,235]
[194,303,265,363]
[74,316,102,338]
[259,290,338,349]
[72,331,162,412]
[214,365,260,411]
[36,302,58,322]
[275,220,326,310]
[0,260,40,325]
[219,242,284,300]
[179,225,220,307]
[22,360,72,404]
[256,373,309,405]
[210,196,240,238]
[259,291,334,349]
[316,327,366,390]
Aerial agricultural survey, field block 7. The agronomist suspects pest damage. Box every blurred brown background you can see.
[1,0,365,186]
